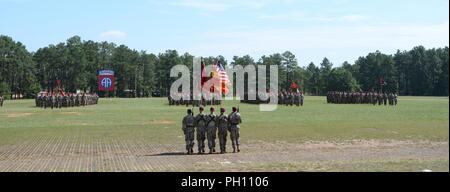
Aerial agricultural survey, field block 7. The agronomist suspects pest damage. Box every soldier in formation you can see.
[0,95,4,107]
[228,107,242,153]
[195,106,207,154]
[36,92,99,109]
[182,109,196,155]
[277,90,304,107]
[181,106,243,155]
[205,107,217,154]
[327,91,398,106]
[168,93,222,107]
[217,108,229,154]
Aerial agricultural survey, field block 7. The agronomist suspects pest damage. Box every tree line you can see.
[0,35,448,98]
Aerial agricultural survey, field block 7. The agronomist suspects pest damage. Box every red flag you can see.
[290,80,298,90]
[98,70,115,91]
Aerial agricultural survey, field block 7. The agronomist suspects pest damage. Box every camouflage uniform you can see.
[57,95,63,109]
[394,94,398,105]
[229,108,242,153]
[300,93,304,106]
[205,108,217,153]
[195,108,207,154]
[294,93,300,106]
[217,109,229,154]
[182,110,196,154]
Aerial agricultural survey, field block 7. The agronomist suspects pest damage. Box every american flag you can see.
[212,62,230,94]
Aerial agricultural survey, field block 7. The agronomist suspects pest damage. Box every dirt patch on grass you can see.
[143,119,175,125]
[4,113,34,118]
[60,112,83,115]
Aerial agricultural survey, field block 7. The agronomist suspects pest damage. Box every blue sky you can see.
[1,0,448,66]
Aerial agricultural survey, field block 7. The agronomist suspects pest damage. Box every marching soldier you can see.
[195,106,207,154]
[217,108,229,154]
[300,92,304,106]
[182,109,196,155]
[57,94,63,109]
[0,95,3,107]
[205,107,217,154]
[229,107,242,153]
[394,93,398,105]
[294,93,300,106]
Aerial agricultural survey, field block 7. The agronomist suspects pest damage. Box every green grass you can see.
[0,96,448,145]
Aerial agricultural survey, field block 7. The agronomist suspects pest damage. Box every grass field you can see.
[0,96,448,172]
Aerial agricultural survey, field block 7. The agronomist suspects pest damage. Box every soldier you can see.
[57,94,63,109]
[182,109,196,155]
[294,92,300,106]
[278,91,283,105]
[195,106,207,154]
[229,107,242,153]
[217,108,229,154]
[205,107,217,154]
[76,94,81,107]
[0,95,3,107]
[383,93,388,106]
[35,94,39,107]
[168,96,172,106]
[388,93,393,106]
[81,93,87,107]
[70,94,75,107]
[394,93,398,106]
[300,92,304,106]
[377,93,383,105]
[51,93,56,109]
[63,94,69,107]
[372,92,378,106]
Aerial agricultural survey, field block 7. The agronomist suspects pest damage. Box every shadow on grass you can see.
[144,152,187,157]
[144,152,228,156]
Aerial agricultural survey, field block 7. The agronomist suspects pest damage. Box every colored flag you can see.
[98,70,115,91]
[290,80,298,90]
[211,62,231,95]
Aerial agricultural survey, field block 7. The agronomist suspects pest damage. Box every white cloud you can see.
[99,30,127,39]
[259,12,368,22]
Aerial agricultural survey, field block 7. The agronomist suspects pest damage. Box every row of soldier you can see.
[240,91,305,107]
[36,92,99,109]
[169,94,222,107]
[327,91,398,106]
[182,106,242,155]
[278,91,304,106]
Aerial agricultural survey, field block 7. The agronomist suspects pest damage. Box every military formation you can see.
[277,91,304,106]
[0,95,4,107]
[240,90,305,106]
[169,93,222,107]
[327,91,398,106]
[182,106,242,155]
[35,92,99,109]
